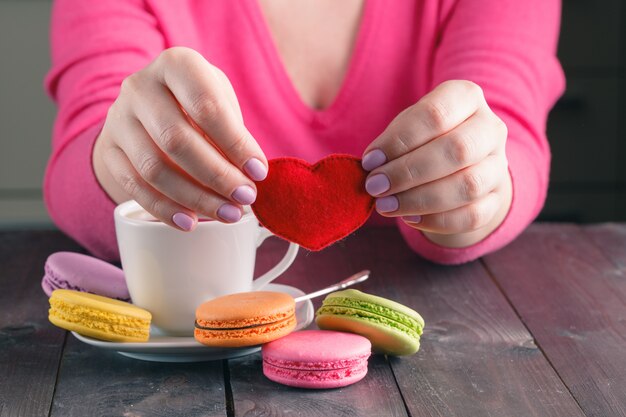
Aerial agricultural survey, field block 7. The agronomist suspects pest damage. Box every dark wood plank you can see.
[483,223,626,417]
[584,223,626,270]
[0,231,82,417]
[231,234,408,417]
[348,228,584,417]
[50,336,227,417]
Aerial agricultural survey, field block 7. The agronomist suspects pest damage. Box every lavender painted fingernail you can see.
[365,174,391,196]
[376,196,399,213]
[217,203,242,223]
[172,212,195,231]
[403,215,422,224]
[231,185,256,205]
[244,158,268,181]
[362,149,387,171]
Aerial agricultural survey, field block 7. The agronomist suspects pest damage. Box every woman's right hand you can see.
[93,47,268,231]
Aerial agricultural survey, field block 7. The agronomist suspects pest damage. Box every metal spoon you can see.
[294,270,370,303]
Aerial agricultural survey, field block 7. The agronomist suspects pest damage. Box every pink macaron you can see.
[41,252,130,301]
[262,330,371,389]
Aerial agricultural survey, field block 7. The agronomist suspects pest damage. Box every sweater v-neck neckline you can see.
[241,0,382,127]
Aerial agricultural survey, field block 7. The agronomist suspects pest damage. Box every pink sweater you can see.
[45,0,564,264]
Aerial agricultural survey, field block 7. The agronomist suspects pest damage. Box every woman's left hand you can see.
[361,80,513,248]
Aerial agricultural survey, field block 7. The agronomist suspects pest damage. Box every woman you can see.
[44,0,564,264]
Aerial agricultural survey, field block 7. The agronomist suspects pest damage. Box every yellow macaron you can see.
[48,289,151,342]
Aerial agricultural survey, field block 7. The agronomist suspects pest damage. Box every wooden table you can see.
[1,224,625,417]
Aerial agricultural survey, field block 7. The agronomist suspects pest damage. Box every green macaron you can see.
[315,289,424,356]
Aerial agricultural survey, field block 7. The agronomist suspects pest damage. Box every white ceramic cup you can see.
[114,200,299,336]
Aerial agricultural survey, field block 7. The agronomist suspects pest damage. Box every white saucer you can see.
[72,283,314,362]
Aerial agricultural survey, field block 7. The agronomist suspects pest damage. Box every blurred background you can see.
[0,1,624,229]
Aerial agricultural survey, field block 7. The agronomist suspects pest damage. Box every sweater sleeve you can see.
[397,0,565,264]
[44,0,165,261]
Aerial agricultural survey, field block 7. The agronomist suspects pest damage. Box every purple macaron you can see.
[42,252,130,301]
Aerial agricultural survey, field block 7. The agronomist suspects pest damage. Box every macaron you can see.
[315,289,424,355]
[194,291,296,347]
[48,289,151,342]
[262,330,371,389]
[42,252,130,301]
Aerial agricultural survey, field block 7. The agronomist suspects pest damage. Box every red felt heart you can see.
[252,154,375,251]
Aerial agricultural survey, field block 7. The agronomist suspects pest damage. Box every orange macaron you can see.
[194,291,297,347]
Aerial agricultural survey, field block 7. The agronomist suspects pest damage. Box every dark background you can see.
[542,0,625,222]
[0,1,623,228]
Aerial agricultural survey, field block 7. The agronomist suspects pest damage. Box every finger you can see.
[155,48,268,180]
[374,155,507,216]
[183,66,243,126]
[212,66,244,123]
[365,111,504,197]
[362,80,485,171]
[402,192,501,235]
[121,75,258,204]
[112,117,246,223]
[101,145,198,231]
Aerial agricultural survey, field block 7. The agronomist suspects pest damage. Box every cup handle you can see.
[251,228,299,290]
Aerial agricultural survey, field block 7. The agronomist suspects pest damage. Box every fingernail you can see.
[362,149,387,171]
[244,158,268,181]
[217,203,242,222]
[172,212,195,231]
[376,196,399,213]
[365,173,391,196]
[403,215,422,224]
[231,185,256,205]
